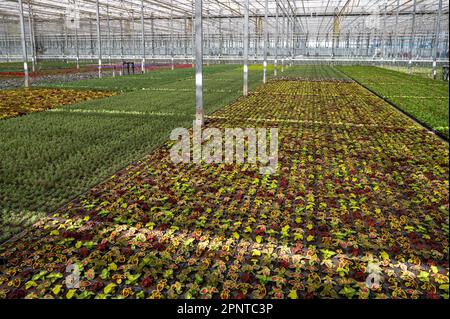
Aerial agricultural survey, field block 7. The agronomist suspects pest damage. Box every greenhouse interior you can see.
[0,0,449,302]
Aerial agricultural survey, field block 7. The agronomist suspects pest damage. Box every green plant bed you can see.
[0,65,267,241]
[381,65,445,81]
[0,79,448,299]
[338,66,449,139]
[47,64,237,91]
[274,64,350,81]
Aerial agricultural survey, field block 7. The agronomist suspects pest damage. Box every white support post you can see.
[191,3,195,67]
[89,13,94,57]
[293,18,296,65]
[286,11,290,68]
[381,2,387,60]
[119,15,124,62]
[281,11,285,73]
[184,18,188,60]
[151,13,154,60]
[18,0,29,87]
[432,0,443,80]
[107,1,114,76]
[243,0,249,96]
[409,0,417,72]
[75,18,80,69]
[274,0,279,76]
[205,6,210,66]
[286,11,293,68]
[263,0,268,84]
[218,10,222,62]
[140,0,146,73]
[170,0,174,70]
[131,10,136,61]
[195,0,204,126]
[27,0,35,72]
[3,17,10,62]
[66,0,79,69]
[394,0,399,59]
[95,0,102,78]
[64,14,69,63]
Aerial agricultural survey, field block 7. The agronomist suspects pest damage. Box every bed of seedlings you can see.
[0,78,448,300]
[0,63,194,90]
[379,65,444,81]
[0,88,116,120]
[274,64,349,82]
[339,66,449,140]
[0,65,266,242]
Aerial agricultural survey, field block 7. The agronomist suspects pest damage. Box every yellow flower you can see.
[122,288,133,298]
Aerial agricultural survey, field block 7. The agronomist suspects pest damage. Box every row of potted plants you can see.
[0,80,447,299]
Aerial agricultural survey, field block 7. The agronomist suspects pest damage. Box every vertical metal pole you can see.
[89,13,94,57]
[289,11,296,66]
[95,0,102,78]
[228,21,232,57]
[140,0,145,73]
[263,0,268,83]
[394,0,399,59]
[75,13,79,69]
[27,0,35,72]
[184,18,188,60]
[281,10,285,72]
[218,10,222,62]
[418,33,424,58]
[305,31,309,57]
[107,1,114,76]
[170,0,174,70]
[432,0,443,79]
[255,10,260,60]
[120,15,124,61]
[18,0,29,87]
[205,6,209,65]
[3,17,10,62]
[195,0,204,126]
[191,3,195,65]
[409,0,416,72]
[31,4,37,66]
[381,2,387,59]
[286,14,290,67]
[388,32,393,58]
[332,8,336,58]
[243,0,249,96]
[61,14,65,62]
[151,13,154,59]
[366,32,370,57]
[274,0,278,76]
[64,14,68,63]
[3,18,7,62]
[131,10,136,61]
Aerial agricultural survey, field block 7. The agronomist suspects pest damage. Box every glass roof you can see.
[0,0,448,36]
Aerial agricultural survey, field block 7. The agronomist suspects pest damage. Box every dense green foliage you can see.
[1,79,448,299]
[0,65,267,241]
[275,64,350,80]
[381,65,445,81]
[338,66,449,139]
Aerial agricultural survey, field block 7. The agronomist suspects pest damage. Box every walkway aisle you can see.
[0,79,448,299]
